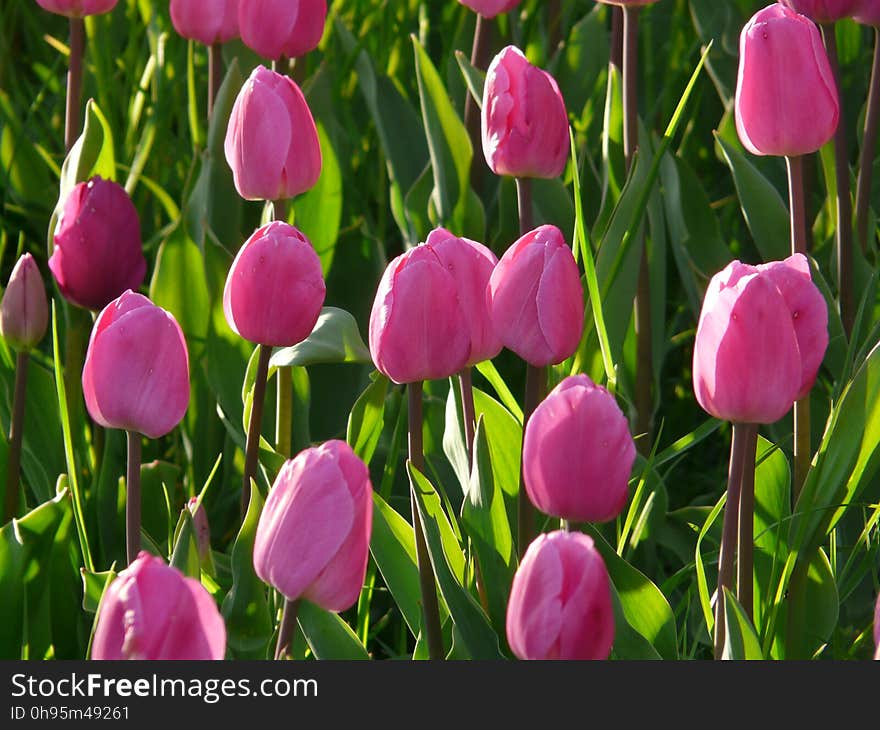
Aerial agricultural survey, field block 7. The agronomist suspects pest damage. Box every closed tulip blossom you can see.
[170,0,239,45]
[854,0,880,24]
[482,46,569,179]
[49,177,146,311]
[82,291,190,440]
[507,531,614,660]
[223,222,325,347]
[523,375,635,523]
[92,552,226,660]
[369,244,471,384]
[735,4,839,157]
[458,0,521,17]
[239,0,327,60]
[874,593,880,659]
[224,65,322,201]
[487,225,584,367]
[34,0,117,16]
[1,254,48,352]
[779,0,859,22]
[254,440,372,612]
[425,228,501,367]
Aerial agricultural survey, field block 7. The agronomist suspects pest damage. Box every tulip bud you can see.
[779,0,859,23]
[692,260,820,424]
[507,531,614,660]
[238,0,327,60]
[487,225,584,367]
[34,0,117,17]
[224,66,322,201]
[735,4,839,157]
[49,177,146,311]
[253,440,372,612]
[854,0,880,25]
[223,222,325,347]
[92,552,226,660]
[82,291,190,439]
[369,244,471,384]
[187,497,211,560]
[458,1,521,18]
[523,375,635,523]
[425,227,502,367]
[874,593,880,659]
[481,46,569,179]
[0,254,49,352]
[171,0,239,46]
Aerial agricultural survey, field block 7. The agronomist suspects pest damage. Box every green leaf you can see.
[169,509,200,579]
[81,568,116,614]
[722,589,764,660]
[297,601,370,660]
[269,308,371,369]
[453,50,485,109]
[347,374,390,465]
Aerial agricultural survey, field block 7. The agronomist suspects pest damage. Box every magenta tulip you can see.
[92,552,225,660]
[171,0,239,45]
[425,227,502,367]
[458,1,521,17]
[482,46,569,179]
[188,497,211,560]
[224,65,322,201]
[523,375,635,523]
[369,244,471,384]
[34,0,117,16]
[238,0,327,60]
[854,0,880,24]
[487,225,584,367]
[82,291,190,439]
[507,531,614,660]
[779,0,859,22]
[223,222,325,347]
[874,593,880,659]
[49,177,146,311]
[254,440,372,612]
[1,254,48,352]
[735,4,839,157]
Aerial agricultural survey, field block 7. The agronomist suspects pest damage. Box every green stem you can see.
[458,367,476,466]
[271,198,293,459]
[465,13,492,191]
[126,430,142,565]
[242,345,272,518]
[3,352,29,523]
[610,5,623,73]
[736,424,758,623]
[518,364,544,559]
[856,28,880,253]
[515,177,533,235]
[274,598,301,660]
[208,43,223,121]
[65,18,85,152]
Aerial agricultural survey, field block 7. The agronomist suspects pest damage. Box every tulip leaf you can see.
[346,373,389,465]
[722,589,764,660]
[169,508,201,580]
[453,50,485,109]
[297,600,370,660]
[269,307,372,369]
[608,582,662,660]
[81,567,117,614]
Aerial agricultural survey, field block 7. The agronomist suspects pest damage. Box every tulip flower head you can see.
[507,531,614,660]
[82,291,190,439]
[34,0,117,17]
[458,1,521,18]
[854,0,880,25]
[487,225,584,367]
[253,440,373,612]
[170,0,239,45]
[779,0,859,23]
[224,65,322,201]
[735,4,839,157]
[223,221,325,347]
[1,254,48,352]
[238,0,327,60]
[523,375,635,523]
[482,46,569,179]
[92,552,226,660]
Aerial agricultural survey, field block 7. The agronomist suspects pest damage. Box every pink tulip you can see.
[735,4,839,157]
[1,254,48,352]
[369,244,471,384]
[692,257,830,424]
[224,66,322,201]
[49,177,146,311]
[223,222,325,347]
[523,375,635,523]
[238,0,327,60]
[188,497,211,560]
[92,552,225,660]
[874,592,880,659]
[854,0,880,25]
[507,531,614,660]
[779,0,859,22]
[425,227,502,367]
[171,0,239,45]
[482,46,569,179]
[254,440,372,612]
[487,225,584,367]
[458,1,521,18]
[82,291,190,439]
[34,0,117,17]
[593,1,660,6]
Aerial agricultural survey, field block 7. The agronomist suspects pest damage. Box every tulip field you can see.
[3,0,880,663]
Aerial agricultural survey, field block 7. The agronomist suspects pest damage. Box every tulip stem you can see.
[518,364,544,560]
[465,13,492,191]
[126,430,142,566]
[714,422,750,659]
[208,43,223,121]
[856,28,880,254]
[65,17,85,152]
[609,6,624,73]
[736,424,758,624]
[3,352,29,523]
[515,178,534,235]
[407,381,444,660]
[275,366,293,459]
[242,345,272,518]
[821,23,855,338]
[274,598,300,660]
[548,0,563,54]
[458,367,476,465]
